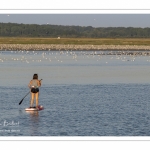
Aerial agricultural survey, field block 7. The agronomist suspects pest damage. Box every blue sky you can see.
[0,14,150,28]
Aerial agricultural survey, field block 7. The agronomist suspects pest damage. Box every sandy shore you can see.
[1,44,150,51]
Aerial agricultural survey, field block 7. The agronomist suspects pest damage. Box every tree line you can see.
[0,22,150,38]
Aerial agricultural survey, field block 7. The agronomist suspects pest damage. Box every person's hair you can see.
[33,74,38,79]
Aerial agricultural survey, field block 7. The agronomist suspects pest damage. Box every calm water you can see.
[0,50,150,136]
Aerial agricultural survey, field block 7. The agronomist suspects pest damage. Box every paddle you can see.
[19,91,30,105]
[19,79,43,105]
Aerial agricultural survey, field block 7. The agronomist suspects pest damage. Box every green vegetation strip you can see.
[1,38,150,45]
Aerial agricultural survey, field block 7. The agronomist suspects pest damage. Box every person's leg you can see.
[30,93,35,107]
[35,92,39,108]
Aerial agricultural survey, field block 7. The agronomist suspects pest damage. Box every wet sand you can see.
[1,44,150,51]
[1,44,150,56]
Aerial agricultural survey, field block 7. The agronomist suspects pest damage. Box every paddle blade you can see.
[19,99,23,105]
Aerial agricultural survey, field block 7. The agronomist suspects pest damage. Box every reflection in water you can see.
[1,50,150,86]
[27,111,39,117]
[26,111,39,136]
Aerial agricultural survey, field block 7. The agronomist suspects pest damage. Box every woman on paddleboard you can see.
[28,74,42,109]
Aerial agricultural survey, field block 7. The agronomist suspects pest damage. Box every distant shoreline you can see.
[1,44,150,51]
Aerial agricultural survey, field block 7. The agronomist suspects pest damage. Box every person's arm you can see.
[38,80,41,87]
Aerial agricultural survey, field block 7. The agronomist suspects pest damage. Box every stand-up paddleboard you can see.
[25,105,44,111]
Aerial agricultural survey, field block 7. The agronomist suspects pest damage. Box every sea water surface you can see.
[0,50,150,136]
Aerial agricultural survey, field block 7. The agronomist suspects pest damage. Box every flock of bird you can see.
[0,50,150,64]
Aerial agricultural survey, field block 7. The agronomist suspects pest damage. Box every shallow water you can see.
[0,50,150,136]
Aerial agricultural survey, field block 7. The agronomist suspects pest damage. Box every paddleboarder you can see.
[28,74,42,109]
